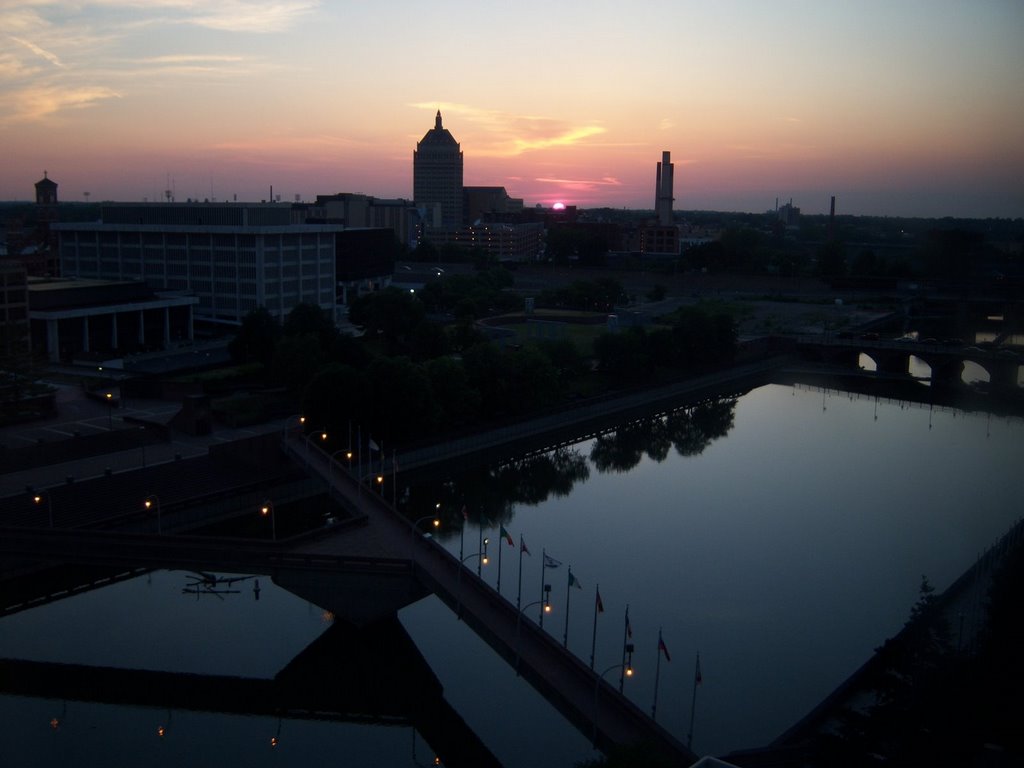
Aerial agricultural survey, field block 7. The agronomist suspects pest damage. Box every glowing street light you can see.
[410,513,440,556]
[514,596,554,672]
[303,429,328,467]
[144,494,161,534]
[593,662,633,747]
[31,489,53,528]
[260,500,276,541]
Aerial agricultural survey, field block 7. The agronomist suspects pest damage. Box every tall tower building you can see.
[655,151,674,226]
[414,111,464,229]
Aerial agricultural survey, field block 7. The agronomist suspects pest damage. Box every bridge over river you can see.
[0,425,700,765]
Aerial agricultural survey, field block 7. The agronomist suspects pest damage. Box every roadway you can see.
[281,430,698,764]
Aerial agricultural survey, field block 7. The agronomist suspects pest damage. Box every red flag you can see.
[520,536,531,556]
[595,589,604,613]
[659,635,671,662]
[462,506,468,521]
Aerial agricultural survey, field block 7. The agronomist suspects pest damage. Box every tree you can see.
[283,301,337,348]
[270,334,326,395]
[301,363,367,439]
[348,288,426,354]
[228,307,280,366]
[425,356,480,429]
[364,356,438,444]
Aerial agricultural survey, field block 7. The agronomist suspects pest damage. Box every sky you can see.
[1,0,1022,218]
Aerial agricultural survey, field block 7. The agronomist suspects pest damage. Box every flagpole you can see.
[517,534,524,611]
[687,652,701,750]
[590,583,600,670]
[391,449,396,509]
[497,528,504,595]
[477,524,483,577]
[619,604,629,693]
[652,628,663,720]
[563,566,573,648]
[539,548,547,627]
[357,425,362,496]
[460,507,466,565]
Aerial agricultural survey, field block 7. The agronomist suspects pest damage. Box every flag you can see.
[658,634,671,662]
[626,613,633,639]
[368,438,380,452]
[695,654,702,685]
[500,524,514,546]
[568,571,583,590]
[544,554,562,568]
[521,537,531,556]
[595,589,604,613]
[462,506,468,521]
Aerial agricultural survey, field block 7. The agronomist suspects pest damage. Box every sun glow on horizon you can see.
[0,1,1021,217]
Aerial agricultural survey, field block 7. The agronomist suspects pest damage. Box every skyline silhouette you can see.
[1,2,1022,218]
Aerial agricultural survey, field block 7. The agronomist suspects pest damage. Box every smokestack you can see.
[828,195,836,241]
[655,151,674,226]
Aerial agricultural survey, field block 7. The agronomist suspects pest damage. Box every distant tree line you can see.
[228,273,738,449]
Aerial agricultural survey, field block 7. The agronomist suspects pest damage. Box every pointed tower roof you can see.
[35,170,57,189]
[418,110,459,147]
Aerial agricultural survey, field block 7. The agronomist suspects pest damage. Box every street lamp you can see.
[514,596,553,672]
[330,449,352,481]
[31,489,53,528]
[105,391,113,429]
[455,545,491,618]
[144,494,161,534]
[303,429,328,466]
[410,513,440,555]
[260,500,276,541]
[593,662,634,746]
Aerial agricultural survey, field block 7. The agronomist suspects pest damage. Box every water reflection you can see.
[406,447,591,528]
[0,573,501,768]
[404,397,738,529]
[591,398,737,472]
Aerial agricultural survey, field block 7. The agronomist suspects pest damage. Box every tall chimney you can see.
[655,151,674,226]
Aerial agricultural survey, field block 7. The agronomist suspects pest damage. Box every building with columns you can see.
[27,277,198,365]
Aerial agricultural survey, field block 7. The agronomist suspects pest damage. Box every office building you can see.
[414,111,464,229]
[54,203,342,327]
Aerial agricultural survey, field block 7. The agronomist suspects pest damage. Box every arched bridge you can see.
[798,336,1022,390]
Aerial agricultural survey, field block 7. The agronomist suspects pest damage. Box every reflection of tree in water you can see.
[499,448,590,505]
[401,447,590,534]
[590,397,737,472]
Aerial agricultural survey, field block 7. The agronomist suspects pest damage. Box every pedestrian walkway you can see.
[283,431,698,763]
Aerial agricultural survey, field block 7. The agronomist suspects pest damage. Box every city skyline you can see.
[1,1,1022,219]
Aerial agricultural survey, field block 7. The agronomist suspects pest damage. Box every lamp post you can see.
[260,500,276,541]
[514,596,553,673]
[330,449,352,481]
[303,429,328,467]
[593,662,633,747]
[410,511,440,557]
[31,489,53,528]
[104,391,113,429]
[282,414,306,440]
[144,494,161,534]
[455,546,490,618]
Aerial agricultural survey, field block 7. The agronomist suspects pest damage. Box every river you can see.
[1,381,1021,767]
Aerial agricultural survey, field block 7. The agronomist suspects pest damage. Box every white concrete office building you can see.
[54,204,344,326]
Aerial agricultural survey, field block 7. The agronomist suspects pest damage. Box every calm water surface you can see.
[1,383,1021,766]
